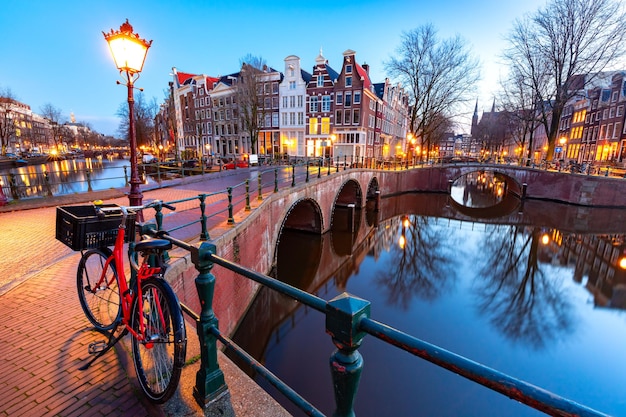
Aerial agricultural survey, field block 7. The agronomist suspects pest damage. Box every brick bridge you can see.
[168,164,626,337]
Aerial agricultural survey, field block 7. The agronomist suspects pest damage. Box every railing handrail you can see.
[142,202,610,416]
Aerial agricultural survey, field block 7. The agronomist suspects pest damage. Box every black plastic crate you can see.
[55,204,136,250]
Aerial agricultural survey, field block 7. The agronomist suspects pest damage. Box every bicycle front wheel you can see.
[77,248,121,331]
[131,277,186,403]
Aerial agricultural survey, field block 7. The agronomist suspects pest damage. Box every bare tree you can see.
[499,68,542,165]
[236,54,266,154]
[116,91,158,148]
[40,103,66,150]
[0,87,21,155]
[385,24,480,158]
[503,0,626,159]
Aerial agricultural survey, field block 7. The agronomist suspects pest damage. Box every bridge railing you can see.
[140,198,610,416]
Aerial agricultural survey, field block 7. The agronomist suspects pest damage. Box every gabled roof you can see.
[355,63,372,89]
[176,71,195,86]
[325,64,339,83]
[300,69,313,83]
[372,82,385,100]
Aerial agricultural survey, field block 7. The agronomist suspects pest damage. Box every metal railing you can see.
[136,173,610,417]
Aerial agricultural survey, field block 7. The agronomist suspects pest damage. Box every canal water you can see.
[230,172,626,416]
[0,157,156,198]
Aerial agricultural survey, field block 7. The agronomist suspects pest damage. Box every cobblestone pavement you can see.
[0,170,281,417]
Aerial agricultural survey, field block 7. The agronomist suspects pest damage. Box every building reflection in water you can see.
[230,182,626,416]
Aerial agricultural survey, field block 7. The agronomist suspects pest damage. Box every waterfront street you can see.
[0,170,290,417]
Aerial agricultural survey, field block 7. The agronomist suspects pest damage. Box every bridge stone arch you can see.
[331,179,363,229]
[447,168,523,198]
[279,197,323,234]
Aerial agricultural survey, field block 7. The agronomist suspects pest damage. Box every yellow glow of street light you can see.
[103,19,152,74]
[541,233,550,245]
[619,256,626,270]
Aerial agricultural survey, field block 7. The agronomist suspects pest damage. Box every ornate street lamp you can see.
[103,19,152,207]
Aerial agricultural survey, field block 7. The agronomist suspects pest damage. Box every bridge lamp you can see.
[103,19,152,208]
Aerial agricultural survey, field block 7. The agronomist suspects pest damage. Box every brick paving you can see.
[0,170,282,417]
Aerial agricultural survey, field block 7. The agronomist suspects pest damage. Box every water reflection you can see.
[376,215,458,308]
[0,157,154,198]
[473,225,575,349]
[451,170,507,208]
[231,194,626,416]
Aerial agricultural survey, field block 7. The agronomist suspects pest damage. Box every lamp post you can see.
[103,19,152,208]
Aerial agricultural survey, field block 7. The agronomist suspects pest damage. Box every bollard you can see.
[291,165,295,187]
[227,187,235,225]
[199,194,209,241]
[191,242,228,408]
[257,173,263,201]
[326,293,370,417]
[245,179,251,211]
[344,155,347,171]
[274,169,278,193]
[306,161,310,183]
[318,159,321,179]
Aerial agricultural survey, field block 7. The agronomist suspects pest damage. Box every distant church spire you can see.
[491,98,496,113]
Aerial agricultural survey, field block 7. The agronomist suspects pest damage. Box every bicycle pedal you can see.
[88,340,108,354]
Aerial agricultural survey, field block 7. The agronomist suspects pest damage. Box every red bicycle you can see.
[60,200,186,403]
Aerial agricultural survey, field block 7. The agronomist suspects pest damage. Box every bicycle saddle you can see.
[135,238,172,252]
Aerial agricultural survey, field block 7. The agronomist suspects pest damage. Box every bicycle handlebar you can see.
[94,200,176,223]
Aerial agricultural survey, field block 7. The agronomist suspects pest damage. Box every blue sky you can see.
[1,0,547,136]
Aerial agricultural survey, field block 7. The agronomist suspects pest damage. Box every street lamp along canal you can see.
[103,19,152,208]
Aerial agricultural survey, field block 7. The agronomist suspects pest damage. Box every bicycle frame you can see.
[91,207,166,344]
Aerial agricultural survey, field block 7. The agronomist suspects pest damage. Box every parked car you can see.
[223,160,249,169]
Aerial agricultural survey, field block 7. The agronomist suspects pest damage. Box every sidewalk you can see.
[0,172,291,416]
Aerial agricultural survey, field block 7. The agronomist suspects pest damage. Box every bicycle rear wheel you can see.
[77,248,121,331]
[131,277,186,403]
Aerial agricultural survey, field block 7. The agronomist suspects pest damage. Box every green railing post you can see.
[328,157,331,176]
[191,242,228,408]
[306,161,310,183]
[318,159,321,179]
[123,166,129,186]
[86,169,93,192]
[199,194,209,241]
[257,172,263,201]
[344,155,347,171]
[274,169,278,193]
[291,165,295,187]
[326,293,370,417]
[44,171,53,197]
[245,179,251,211]
[157,161,162,183]
[336,158,339,173]
[8,173,18,200]
[227,187,235,225]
